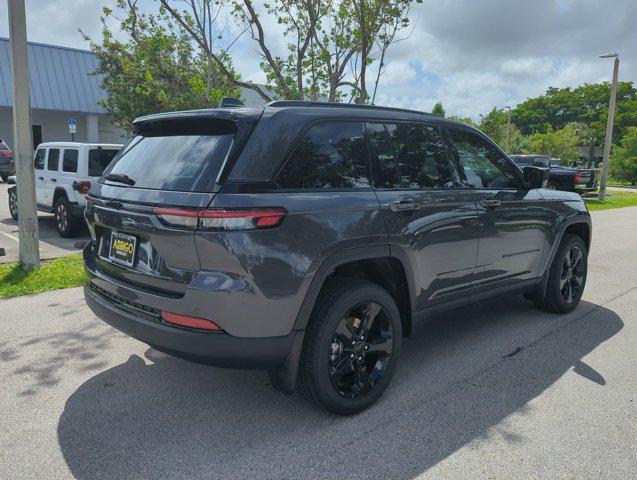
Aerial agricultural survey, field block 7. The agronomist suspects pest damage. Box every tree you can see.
[512,82,637,148]
[161,0,421,103]
[609,127,637,185]
[447,115,478,128]
[84,0,240,130]
[432,101,445,117]
[525,126,581,166]
[479,108,508,145]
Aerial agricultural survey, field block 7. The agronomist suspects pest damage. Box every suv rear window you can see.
[88,148,119,176]
[277,121,370,189]
[103,134,233,192]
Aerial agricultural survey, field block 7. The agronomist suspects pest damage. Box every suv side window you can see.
[62,149,79,173]
[388,123,454,189]
[366,123,400,188]
[34,149,45,170]
[277,121,370,189]
[448,128,522,189]
[47,148,60,171]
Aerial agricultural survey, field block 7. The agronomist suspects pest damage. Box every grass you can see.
[584,190,637,211]
[0,253,87,299]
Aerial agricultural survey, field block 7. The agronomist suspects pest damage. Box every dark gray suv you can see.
[83,101,591,414]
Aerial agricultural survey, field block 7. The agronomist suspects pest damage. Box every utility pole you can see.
[598,53,619,202]
[8,0,40,269]
[504,106,512,153]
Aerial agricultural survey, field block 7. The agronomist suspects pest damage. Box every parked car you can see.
[8,142,123,237]
[0,139,14,182]
[510,155,598,193]
[550,159,598,193]
[83,101,591,414]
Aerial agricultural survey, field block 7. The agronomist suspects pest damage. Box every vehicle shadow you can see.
[57,298,622,479]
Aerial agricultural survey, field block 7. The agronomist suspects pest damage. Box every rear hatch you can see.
[85,109,261,296]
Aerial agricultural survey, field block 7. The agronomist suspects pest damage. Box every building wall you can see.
[0,106,128,149]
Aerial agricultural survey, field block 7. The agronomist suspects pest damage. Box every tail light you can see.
[161,311,222,331]
[1,151,12,158]
[574,172,581,184]
[153,207,286,231]
[72,181,91,194]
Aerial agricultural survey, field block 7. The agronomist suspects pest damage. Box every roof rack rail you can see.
[267,100,432,117]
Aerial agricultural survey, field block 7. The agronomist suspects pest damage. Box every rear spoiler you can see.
[132,108,263,137]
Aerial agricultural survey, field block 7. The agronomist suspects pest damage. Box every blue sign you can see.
[68,119,76,126]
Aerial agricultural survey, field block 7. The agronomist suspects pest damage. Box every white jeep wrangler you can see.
[8,142,122,237]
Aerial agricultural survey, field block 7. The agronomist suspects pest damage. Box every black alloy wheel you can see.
[328,301,394,399]
[297,278,402,415]
[559,244,585,305]
[8,188,18,220]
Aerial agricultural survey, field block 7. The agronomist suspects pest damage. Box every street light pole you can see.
[504,106,512,153]
[8,0,40,269]
[598,53,619,202]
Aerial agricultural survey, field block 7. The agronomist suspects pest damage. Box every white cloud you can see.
[380,61,417,87]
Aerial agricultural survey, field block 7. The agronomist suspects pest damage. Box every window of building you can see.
[277,121,370,189]
[46,149,60,171]
[448,129,522,189]
[34,149,45,170]
[62,149,79,173]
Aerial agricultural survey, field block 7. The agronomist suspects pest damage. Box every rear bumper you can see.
[84,283,298,369]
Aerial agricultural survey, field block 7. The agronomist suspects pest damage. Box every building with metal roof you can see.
[0,37,128,149]
[0,38,274,151]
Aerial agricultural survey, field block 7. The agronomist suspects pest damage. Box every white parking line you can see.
[1,231,19,242]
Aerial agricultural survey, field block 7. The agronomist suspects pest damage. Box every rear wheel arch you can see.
[52,187,70,206]
[293,246,415,337]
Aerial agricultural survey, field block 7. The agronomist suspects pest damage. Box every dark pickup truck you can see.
[510,155,598,194]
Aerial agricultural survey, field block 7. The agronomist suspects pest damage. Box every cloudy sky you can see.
[1,0,635,119]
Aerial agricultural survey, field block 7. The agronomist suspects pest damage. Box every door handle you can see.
[38,176,44,180]
[389,201,420,212]
[50,178,57,182]
[480,199,501,209]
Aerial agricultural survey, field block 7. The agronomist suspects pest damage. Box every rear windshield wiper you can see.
[105,173,136,186]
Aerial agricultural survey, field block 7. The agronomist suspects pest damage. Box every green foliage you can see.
[524,126,581,165]
[512,82,637,147]
[0,254,87,299]
[609,127,637,185]
[432,101,445,117]
[447,116,479,128]
[479,108,508,145]
[84,1,240,130]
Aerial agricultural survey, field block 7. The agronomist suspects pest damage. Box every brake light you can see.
[73,181,91,194]
[161,311,222,331]
[574,172,581,184]
[1,151,12,158]
[153,207,286,230]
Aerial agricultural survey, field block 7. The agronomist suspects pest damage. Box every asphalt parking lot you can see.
[0,183,89,263]
[0,206,636,479]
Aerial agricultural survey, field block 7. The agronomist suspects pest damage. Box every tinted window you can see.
[104,134,233,192]
[277,122,370,189]
[62,149,79,173]
[510,155,549,168]
[34,149,45,170]
[367,123,400,188]
[448,129,522,189]
[47,149,60,171]
[88,148,119,176]
[389,123,454,189]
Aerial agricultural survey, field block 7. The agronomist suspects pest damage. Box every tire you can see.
[297,278,402,415]
[54,196,81,238]
[535,233,588,313]
[8,188,18,220]
[1,175,8,183]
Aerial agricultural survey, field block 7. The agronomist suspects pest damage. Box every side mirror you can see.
[523,166,548,189]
